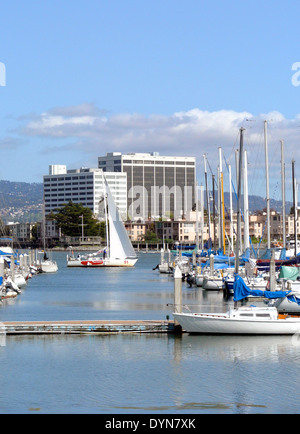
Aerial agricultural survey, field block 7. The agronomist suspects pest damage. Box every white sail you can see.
[104,178,137,260]
[67,174,137,267]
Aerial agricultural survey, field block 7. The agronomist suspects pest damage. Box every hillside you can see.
[223,192,293,215]
[0,180,43,223]
[0,180,293,224]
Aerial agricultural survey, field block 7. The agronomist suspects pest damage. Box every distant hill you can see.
[223,192,293,215]
[0,180,293,224]
[0,180,43,223]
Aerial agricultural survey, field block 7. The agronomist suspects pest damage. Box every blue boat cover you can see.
[213,263,234,270]
[240,248,251,262]
[260,248,272,260]
[233,274,292,302]
[280,248,287,260]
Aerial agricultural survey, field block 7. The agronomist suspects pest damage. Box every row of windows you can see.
[45,187,94,192]
[44,181,94,187]
[44,175,93,182]
[123,160,195,166]
[45,201,94,207]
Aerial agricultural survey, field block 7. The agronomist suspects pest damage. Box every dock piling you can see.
[174,266,182,332]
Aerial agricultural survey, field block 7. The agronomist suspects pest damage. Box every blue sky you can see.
[0,0,300,202]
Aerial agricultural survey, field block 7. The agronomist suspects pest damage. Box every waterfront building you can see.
[43,165,127,220]
[6,222,36,242]
[98,152,196,221]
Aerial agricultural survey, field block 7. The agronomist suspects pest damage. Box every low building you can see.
[6,222,36,242]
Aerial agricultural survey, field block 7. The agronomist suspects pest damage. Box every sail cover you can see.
[233,274,292,302]
[104,178,136,260]
[279,266,300,281]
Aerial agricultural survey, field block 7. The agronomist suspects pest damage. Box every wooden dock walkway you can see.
[1,319,178,335]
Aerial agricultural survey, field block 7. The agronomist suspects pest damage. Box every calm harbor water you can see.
[1,251,300,414]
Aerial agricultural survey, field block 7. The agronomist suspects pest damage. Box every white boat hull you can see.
[173,311,300,335]
[158,263,172,274]
[202,277,224,290]
[41,260,58,273]
[275,297,300,314]
[67,257,138,267]
[195,275,204,286]
[14,274,27,287]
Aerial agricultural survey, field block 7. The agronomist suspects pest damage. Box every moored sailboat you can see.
[41,202,58,273]
[67,175,138,268]
[173,128,300,335]
[173,274,300,335]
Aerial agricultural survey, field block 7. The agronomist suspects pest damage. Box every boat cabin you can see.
[229,306,278,321]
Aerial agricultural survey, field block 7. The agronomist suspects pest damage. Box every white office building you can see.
[98,152,196,221]
[44,165,127,220]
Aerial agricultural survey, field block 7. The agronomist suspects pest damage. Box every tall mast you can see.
[235,128,244,274]
[292,160,297,257]
[264,120,271,250]
[42,198,46,251]
[101,171,110,256]
[212,174,216,248]
[195,181,199,251]
[200,184,204,250]
[235,149,242,253]
[281,140,286,249]
[229,164,234,254]
[217,166,221,249]
[219,147,225,254]
[243,150,250,250]
[203,154,211,242]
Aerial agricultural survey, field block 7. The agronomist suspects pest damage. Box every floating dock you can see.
[1,319,178,335]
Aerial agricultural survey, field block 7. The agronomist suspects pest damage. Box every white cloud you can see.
[17,103,300,199]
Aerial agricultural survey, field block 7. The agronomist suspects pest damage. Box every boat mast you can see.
[203,154,211,243]
[219,147,225,254]
[217,166,221,249]
[235,128,244,274]
[195,180,199,252]
[42,197,46,253]
[200,184,204,250]
[243,150,250,250]
[264,120,271,250]
[292,159,297,257]
[101,171,110,258]
[229,164,234,254]
[235,149,242,253]
[281,140,286,249]
[212,174,216,248]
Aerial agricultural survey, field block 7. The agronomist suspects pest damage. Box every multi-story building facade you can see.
[98,152,196,221]
[6,222,35,242]
[43,165,127,220]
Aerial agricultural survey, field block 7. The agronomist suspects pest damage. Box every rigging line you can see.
[247,126,265,198]
[223,152,257,254]
[227,130,241,166]
[205,155,215,177]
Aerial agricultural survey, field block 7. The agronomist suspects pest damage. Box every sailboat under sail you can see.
[67,176,138,267]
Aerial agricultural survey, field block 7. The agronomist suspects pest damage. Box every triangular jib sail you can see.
[104,178,137,260]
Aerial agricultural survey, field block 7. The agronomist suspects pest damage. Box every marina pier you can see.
[1,319,176,335]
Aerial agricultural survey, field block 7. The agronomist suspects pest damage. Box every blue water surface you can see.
[0,252,300,414]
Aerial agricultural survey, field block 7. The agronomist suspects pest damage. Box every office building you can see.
[98,152,196,221]
[43,165,127,220]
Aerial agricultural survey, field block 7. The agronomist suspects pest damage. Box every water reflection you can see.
[1,252,300,413]
[170,333,300,414]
